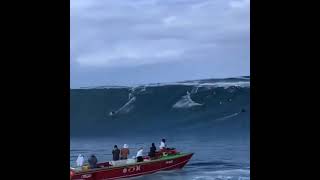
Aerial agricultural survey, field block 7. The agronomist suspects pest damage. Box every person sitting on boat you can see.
[136,147,144,162]
[76,154,84,167]
[148,143,157,159]
[120,144,130,160]
[88,154,98,169]
[112,145,120,161]
[159,138,167,150]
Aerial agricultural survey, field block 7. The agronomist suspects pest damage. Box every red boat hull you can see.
[71,153,193,180]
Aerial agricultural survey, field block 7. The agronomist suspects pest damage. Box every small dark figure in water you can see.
[241,108,246,113]
[148,143,157,158]
[88,154,98,169]
[112,145,120,161]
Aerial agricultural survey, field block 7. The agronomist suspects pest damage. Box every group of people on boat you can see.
[111,139,167,163]
[76,139,170,169]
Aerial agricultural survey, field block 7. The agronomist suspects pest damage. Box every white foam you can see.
[128,93,133,100]
[173,91,203,109]
[190,169,250,180]
[199,81,250,89]
[143,81,250,90]
[79,79,250,90]
[130,86,147,94]
[203,169,250,176]
[191,86,200,94]
[192,176,217,180]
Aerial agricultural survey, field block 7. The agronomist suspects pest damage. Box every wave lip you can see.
[75,77,250,90]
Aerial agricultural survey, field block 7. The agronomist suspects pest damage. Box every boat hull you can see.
[71,153,193,180]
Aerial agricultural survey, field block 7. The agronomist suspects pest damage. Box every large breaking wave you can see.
[70,77,250,137]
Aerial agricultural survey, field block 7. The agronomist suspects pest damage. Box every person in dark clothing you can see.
[148,143,157,159]
[137,156,144,162]
[88,154,98,169]
[112,145,120,161]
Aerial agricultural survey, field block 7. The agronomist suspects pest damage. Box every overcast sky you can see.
[70,0,250,88]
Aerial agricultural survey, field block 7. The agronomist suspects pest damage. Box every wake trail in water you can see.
[113,96,136,115]
[215,112,240,122]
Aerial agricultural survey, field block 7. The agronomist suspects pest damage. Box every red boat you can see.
[70,149,193,180]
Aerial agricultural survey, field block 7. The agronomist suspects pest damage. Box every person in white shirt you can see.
[136,147,144,162]
[76,154,84,167]
[159,139,167,150]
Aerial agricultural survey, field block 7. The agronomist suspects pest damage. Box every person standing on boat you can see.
[148,143,157,159]
[112,145,120,161]
[159,139,167,150]
[136,147,144,162]
[120,144,130,160]
[88,154,98,169]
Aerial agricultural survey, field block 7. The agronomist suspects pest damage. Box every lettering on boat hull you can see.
[166,160,173,164]
[123,165,141,174]
[81,174,92,178]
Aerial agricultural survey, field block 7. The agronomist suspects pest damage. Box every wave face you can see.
[70,77,250,137]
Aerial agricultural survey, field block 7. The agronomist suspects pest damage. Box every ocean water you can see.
[70,77,250,180]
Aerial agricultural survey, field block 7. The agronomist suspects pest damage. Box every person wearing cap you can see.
[136,147,144,162]
[112,145,120,161]
[120,144,130,160]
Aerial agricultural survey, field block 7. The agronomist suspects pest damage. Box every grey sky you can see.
[71,0,250,88]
